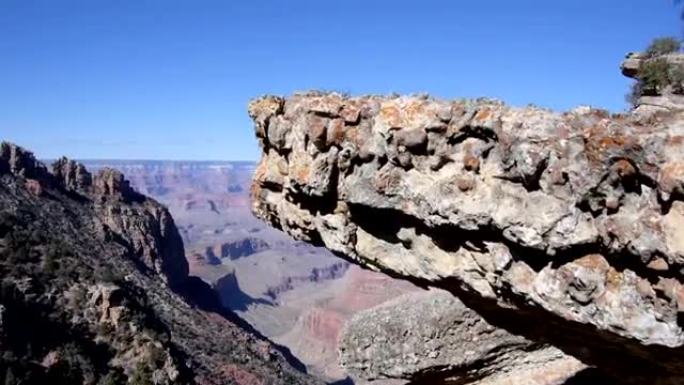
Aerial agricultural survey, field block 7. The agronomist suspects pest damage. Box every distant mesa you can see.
[199,237,272,265]
[264,262,349,301]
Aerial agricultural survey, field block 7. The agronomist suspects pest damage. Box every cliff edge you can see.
[249,51,684,384]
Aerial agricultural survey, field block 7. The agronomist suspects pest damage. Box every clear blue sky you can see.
[0,1,681,160]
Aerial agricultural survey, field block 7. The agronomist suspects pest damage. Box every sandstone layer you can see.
[249,90,684,383]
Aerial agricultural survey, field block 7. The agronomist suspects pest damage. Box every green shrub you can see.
[96,264,123,284]
[627,56,684,105]
[639,58,672,94]
[42,252,59,274]
[670,65,684,94]
[148,345,167,367]
[645,37,681,58]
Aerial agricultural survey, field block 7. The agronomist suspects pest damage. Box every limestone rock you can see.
[340,289,585,385]
[249,91,684,383]
[94,195,189,288]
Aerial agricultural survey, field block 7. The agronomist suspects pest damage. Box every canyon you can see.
[82,159,419,383]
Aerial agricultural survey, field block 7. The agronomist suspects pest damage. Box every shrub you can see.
[639,58,672,95]
[627,57,684,106]
[96,264,123,284]
[670,65,684,94]
[148,345,167,367]
[645,37,681,58]
[42,252,59,275]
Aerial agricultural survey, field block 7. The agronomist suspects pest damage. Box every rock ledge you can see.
[249,91,684,383]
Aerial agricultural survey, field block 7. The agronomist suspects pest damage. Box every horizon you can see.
[2,0,683,161]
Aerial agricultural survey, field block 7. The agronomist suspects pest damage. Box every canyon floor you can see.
[82,160,418,383]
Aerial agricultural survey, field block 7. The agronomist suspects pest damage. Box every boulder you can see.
[340,289,585,385]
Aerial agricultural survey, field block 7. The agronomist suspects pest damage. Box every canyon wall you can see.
[0,143,320,385]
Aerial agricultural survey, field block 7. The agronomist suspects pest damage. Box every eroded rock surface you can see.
[248,90,684,383]
[340,289,585,385]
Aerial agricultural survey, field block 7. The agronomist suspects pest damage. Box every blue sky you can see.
[0,1,681,160]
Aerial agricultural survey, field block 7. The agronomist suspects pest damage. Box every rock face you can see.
[0,142,320,385]
[340,290,586,385]
[248,88,684,383]
[53,154,190,288]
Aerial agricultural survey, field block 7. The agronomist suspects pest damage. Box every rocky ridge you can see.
[249,51,684,383]
[0,142,320,385]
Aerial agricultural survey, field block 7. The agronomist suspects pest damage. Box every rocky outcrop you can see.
[248,90,684,383]
[1,143,189,287]
[0,142,320,385]
[0,141,51,183]
[622,51,684,114]
[52,157,92,191]
[92,174,189,288]
[340,290,586,385]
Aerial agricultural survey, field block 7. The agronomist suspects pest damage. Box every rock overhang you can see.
[248,91,684,383]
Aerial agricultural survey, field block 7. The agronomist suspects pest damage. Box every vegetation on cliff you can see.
[627,37,684,105]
